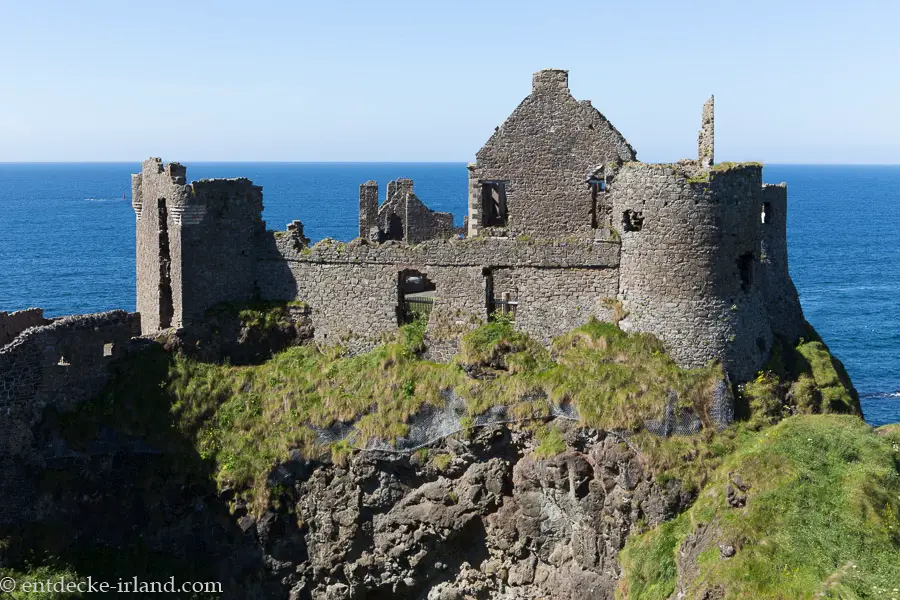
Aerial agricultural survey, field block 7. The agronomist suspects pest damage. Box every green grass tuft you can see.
[534,424,567,458]
[620,415,900,599]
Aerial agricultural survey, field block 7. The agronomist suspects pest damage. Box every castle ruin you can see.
[128,68,805,381]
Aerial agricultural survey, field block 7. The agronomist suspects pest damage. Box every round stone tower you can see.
[609,162,773,381]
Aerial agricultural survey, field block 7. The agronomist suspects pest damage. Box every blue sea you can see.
[0,163,897,426]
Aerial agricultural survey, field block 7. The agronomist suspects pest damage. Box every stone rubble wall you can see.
[491,266,619,343]
[0,308,48,348]
[610,163,773,380]
[359,178,457,244]
[255,236,621,353]
[404,193,456,245]
[133,158,265,334]
[0,310,140,461]
[698,96,715,168]
[468,69,636,239]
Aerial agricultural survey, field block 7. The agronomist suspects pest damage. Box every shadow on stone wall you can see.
[0,343,295,598]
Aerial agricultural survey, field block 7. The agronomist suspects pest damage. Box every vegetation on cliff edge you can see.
[619,415,900,599]
[39,303,883,598]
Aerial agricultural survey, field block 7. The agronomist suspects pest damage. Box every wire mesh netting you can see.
[313,379,734,454]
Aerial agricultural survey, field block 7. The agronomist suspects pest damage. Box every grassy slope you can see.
[619,416,900,599]
[80,316,723,508]
[49,306,893,599]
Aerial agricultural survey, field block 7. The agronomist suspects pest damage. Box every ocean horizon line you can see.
[2,160,900,167]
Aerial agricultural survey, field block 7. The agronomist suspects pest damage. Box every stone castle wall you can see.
[491,266,619,342]
[0,311,140,460]
[610,163,773,380]
[468,69,636,239]
[255,236,621,351]
[761,183,806,342]
[0,308,48,347]
[133,158,264,333]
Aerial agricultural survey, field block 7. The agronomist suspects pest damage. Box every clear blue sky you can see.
[1,0,898,163]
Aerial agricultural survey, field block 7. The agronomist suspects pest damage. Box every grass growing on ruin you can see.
[739,327,860,426]
[619,415,900,599]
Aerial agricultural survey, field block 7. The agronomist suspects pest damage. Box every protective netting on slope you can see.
[642,379,735,437]
[313,390,581,454]
[313,381,734,454]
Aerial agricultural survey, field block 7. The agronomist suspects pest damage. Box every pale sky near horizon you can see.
[1,0,898,164]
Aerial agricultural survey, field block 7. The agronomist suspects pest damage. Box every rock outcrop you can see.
[240,423,691,599]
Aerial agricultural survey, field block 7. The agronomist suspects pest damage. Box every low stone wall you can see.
[492,266,619,342]
[261,235,621,268]
[0,310,141,460]
[0,308,49,348]
[255,235,622,353]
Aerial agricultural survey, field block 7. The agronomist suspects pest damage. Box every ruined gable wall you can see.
[611,164,772,380]
[404,195,456,245]
[365,179,456,244]
[0,311,140,461]
[760,183,805,342]
[469,69,636,239]
[0,308,48,347]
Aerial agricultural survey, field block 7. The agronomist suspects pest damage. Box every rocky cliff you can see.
[1,309,897,600]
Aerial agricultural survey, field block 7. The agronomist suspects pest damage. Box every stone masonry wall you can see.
[491,267,619,342]
[0,311,140,460]
[760,183,806,342]
[404,194,456,245]
[133,159,265,334]
[0,308,48,348]
[359,181,379,240]
[468,69,636,239]
[360,179,456,244]
[698,96,715,168]
[611,163,772,380]
[255,235,621,353]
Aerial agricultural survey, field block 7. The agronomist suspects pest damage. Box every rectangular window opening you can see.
[103,342,115,357]
[481,182,508,227]
[589,178,607,229]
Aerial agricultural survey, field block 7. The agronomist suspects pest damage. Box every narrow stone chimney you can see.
[532,69,569,94]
